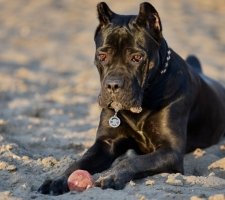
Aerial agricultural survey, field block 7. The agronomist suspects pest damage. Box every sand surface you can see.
[0,0,225,199]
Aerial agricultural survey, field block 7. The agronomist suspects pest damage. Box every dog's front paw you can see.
[95,170,133,190]
[95,160,134,190]
[38,176,69,195]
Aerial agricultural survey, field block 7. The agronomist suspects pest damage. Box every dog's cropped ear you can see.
[136,2,162,37]
[97,2,115,26]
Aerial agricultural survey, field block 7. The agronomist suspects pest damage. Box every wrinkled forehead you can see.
[96,26,149,52]
[94,13,159,53]
[103,27,134,49]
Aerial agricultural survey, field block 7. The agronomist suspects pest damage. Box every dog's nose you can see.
[105,78,124,93]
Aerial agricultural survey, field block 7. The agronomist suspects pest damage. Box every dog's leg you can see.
[95,147,183,190]
[38,140,116,195]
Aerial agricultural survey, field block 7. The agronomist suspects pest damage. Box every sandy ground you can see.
[0,0,225,199]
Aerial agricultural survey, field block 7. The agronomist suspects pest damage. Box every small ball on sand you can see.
[68,170,94,192]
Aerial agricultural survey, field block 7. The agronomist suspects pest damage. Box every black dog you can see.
[38,2,225,195]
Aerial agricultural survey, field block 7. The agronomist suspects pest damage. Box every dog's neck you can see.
[145,38,171,86]
[159,41,171,74]
[158,39,171,74]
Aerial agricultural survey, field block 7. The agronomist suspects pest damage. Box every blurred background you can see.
[0,0,225,198]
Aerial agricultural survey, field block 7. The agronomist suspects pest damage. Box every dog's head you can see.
[94,2,163,112]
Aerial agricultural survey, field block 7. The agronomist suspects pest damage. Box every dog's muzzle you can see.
[99,76,143,113]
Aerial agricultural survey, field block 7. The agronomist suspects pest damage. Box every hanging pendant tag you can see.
[109,111,121,128]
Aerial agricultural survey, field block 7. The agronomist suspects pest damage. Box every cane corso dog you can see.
[38,2,225,195]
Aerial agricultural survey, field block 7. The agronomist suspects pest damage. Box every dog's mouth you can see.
[98,87,143,114]
[108,101,142,113]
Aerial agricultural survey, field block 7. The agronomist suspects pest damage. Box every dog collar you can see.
[160,49,171,74]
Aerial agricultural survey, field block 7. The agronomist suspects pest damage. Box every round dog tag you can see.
[109,115,121,128]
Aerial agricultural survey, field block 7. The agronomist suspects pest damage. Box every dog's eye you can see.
[98,53,107,62]
[131,54,143,63]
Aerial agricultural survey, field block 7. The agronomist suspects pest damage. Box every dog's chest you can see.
[121,112,158,153]
[135,129,157,153]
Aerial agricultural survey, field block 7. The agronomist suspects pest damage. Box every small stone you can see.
[208,158,225,170]
[6,165,17,172]
[22,156,30,160]
[160,173,169,177]
[0,161,8,170]
[208,194,225,200]
[138,195,147,200]
[1,191,11,197]
[208,172,216,176]
[12,154,21,160]
[166,174,183,186]
[0,119,7,126]
[129,180,136,186]
[166,178,183,186]
[145,179,155,186]
[41,156,58,167]
[193,148,206,158]
[190,196,206,200]
[219,144,225,151]
[6,144,14,151]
